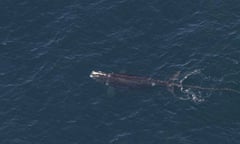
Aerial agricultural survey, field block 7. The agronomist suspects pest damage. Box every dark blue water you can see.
[1,0,240,143]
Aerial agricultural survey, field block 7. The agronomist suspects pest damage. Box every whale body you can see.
[89,70,240,94]
[89,71,166,88]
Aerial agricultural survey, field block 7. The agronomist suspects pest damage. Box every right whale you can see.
[89,70,240,94]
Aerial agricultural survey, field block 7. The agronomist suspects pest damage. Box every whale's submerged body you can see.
[90,71,162,88]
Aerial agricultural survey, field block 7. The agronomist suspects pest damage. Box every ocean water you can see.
[1,0,240,143]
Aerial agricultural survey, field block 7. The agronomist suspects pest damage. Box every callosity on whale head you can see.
[90,71,107,79]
